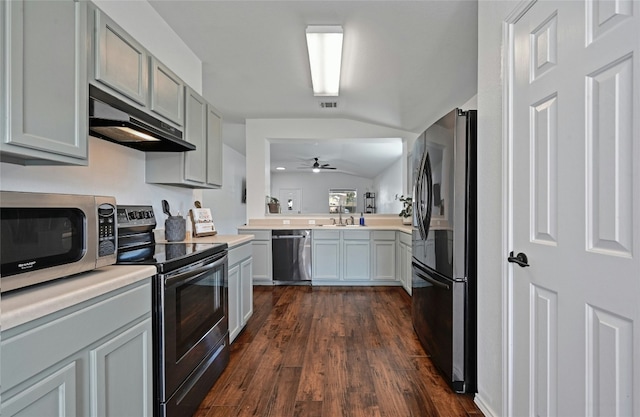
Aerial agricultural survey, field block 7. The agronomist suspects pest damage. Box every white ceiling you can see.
[148,0,478,174]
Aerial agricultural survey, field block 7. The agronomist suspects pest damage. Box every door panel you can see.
[508,1,639,415]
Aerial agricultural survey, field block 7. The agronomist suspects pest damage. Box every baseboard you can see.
[474,393,499,417]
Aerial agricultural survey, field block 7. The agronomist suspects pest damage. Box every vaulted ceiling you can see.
[148,1,478,173]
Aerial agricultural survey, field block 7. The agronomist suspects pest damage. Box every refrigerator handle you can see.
[415,151,428,240]
[423,152,433,239]
[413,263,450,290]
[418,152,433,240]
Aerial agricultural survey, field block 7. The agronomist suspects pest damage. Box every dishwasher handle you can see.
[273,235,307,239]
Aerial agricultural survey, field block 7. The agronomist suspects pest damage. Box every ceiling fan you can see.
[299,157,337,172]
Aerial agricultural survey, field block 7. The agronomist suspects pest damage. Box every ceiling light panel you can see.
[306,25,343,96]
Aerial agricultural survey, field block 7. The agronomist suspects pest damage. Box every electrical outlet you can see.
[308,220,316,224]
[283,220,290,224]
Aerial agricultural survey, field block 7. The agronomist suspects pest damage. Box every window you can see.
[329,189,357,214]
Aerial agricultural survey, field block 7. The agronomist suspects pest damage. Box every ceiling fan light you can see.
[312,167,321,173]
[306,25,343,97]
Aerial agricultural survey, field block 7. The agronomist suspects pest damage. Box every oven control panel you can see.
[117,205,156,229]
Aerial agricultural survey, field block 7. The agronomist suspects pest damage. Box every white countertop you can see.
[238,224,413,234]
[156,233,254,248]
[1,265,156,331]
[1,234,253,331]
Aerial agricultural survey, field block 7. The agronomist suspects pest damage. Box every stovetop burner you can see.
[115,204,227,273]
[117,242,227,273]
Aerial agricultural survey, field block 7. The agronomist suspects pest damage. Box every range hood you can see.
[89,85,195,152]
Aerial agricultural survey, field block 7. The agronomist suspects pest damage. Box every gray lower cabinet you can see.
[145,88,223,188]
[372,231,396,281]
[1,0,88,165]
[228,242,254,343]
[238,230,272,284]
[312,229,400,284]
[343,230,370,280]
[1,279,153,416]
[397,231,412,294]
[312,230,341,281]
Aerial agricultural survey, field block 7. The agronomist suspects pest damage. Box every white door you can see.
[507,1,639,416]
[279,188,302,213]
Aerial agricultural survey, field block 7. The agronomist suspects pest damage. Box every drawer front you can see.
[343,230,370,240]
[372,230,396,241]
[228,242,252,265]
[313,230,340,240]
[240,230,270,240]
[399,231,412,246]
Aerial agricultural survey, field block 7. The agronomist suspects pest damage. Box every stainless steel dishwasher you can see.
[272,229,312,283]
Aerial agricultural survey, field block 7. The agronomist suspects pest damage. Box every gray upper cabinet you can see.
[90,4,184,128]
[150,57,184,126]
[146,88,223,188]
[184,87,207,183]
[1,0,88,165]
[206,104,223,187]
[92,7,148,105]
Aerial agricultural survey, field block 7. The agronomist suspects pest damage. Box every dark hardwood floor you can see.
[195,286,482,417]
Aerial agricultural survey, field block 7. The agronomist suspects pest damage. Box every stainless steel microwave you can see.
[0,191,117,292]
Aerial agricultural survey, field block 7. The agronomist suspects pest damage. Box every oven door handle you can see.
[164,254,227,288]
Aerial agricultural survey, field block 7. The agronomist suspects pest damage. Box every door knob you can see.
[508,251,530,267]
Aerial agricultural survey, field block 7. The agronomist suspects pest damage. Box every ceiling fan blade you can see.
[321,166,337,170]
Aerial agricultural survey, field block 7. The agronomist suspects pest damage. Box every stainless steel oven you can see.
[116,205,229,417]
[157,250,229,416]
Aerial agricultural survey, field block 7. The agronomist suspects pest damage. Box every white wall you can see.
[475,2,517,416]
[271,171,374,214]
[374,156,403,215]
[0,137,199,224]
[201,145,247,234]
[246,118,419,220]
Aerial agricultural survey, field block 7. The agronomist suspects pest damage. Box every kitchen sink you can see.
[318,224,362,227]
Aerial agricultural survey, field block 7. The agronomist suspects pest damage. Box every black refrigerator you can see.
[411,108,476,393]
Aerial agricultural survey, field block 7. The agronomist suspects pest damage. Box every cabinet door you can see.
[372,240,396,281]
[251,240,272,283]
[403,243,412,295]
[89,318,153,417]
[343,240,370,280]
[3,0,88,163]
[240,258,253,324]
[228,263,241,342]
[150,57,184,125]
[94,8,147,105]
[1,362,77,417]
[206,105,223,187]
[313,240,340,280]
[184,87,207,183]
